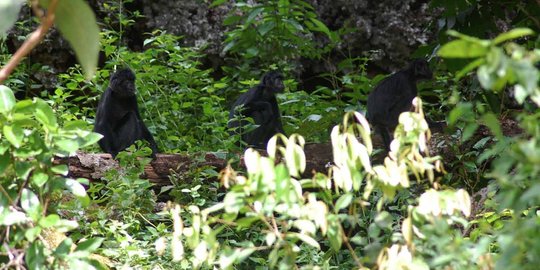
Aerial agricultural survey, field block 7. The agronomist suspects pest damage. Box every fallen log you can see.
[57,142,336,186]
[60,118,519,187]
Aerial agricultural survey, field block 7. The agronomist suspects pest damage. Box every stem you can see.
[0,0,59,83]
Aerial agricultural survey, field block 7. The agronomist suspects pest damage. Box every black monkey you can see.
[94,68,158,157]
[366,59,434,152]
[228,71,286,148]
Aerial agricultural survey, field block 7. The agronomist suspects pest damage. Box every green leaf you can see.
[245,7,264,26]
[3,124,23,148]
[493,28,535,45]
[438,39,488,58]
[80,132,103,148]
[462,123,479,141]
[65,178,90,206]
[456,58,485,79]
[482,113,503,139]
[258,21,276,36]
[223,15,242,26]
[0,152,9,174]
[75,238,104,252]
[209,0,227,8]
[56,139,79,153]
[236,216,260,229]
[0,85,16,113]
[26,242,46,270]
[374,211,392,228]
[65,179,87,197]
[31,172,49,187]
[34,99,57,128]
[52,164,69,175]
[446,30,487,43]
[53,0,100,80]
[327,216,342,251]
[21,189,40,212]
[291,232,320,249]
[335,193,353,212]
[15,162,32,180]
[54,219,79,233]
[0,0,24,36]
[39,214,60,228]
[448,102,473,125]
[21,189,42,221]
[0,210,26,225]
[54,238,73,256]
[309,18,332,38]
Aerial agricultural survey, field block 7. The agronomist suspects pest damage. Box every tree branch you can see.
[0,0,59,83]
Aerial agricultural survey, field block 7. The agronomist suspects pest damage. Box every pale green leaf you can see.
[39,214,60,228]
[335,193,353,211]
[56,139,79,153]
[309,18,332,38]
[31,172,49,187]
[482,113,503,139]
[75,237,104,252]
[0,0,24,36]
[65,179,87,198]
[3,124,23,148]
[0,85,16,114]
[21,189,40,216]
[54,0,100,80]
[292,232,320,249]
[493,28,535,45]
[438,39,488,58]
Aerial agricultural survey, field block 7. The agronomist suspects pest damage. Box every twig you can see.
[0,0,59,83]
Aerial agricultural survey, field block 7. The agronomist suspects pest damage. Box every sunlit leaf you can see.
[65,178,88,197]
[0,0,24,36]
[39,214,60,228]
[54,238,73,256]
[3,124,23,148]
[493,28,534,45]
[402,217,412,245]
[0,85,16,113]
[482,113,503,139]
[26,242,46,270]
[291,232,320,249]
[55,139,79,153]
[21,189,41,220]
[327,216,342,251]
[462,123,479,141]
[52,164,69,175]
[0,210,27,225]
[309,18,332,38]
[438,39,488,58]
[75,238,104,252]
[245,7,264,26]
[456,189,471,217]
[47,0,100,80]
[31,172,49,187]
[34,99,57,128]
[209,0,227,8]
[335,193,353,211]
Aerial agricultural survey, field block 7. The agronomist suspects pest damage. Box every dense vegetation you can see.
[0,0,539,269]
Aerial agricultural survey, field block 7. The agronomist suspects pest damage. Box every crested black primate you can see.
[228,71,286,148]
[94,68,158,157]
[366,59,433,152]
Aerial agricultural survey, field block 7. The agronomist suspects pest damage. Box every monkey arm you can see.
[134,110,159,157]
[246,101,272,113]
[94,120,116,155]
[275,118,286,135]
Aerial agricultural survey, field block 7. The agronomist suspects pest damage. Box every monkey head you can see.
[410,59,433,80]
[261,71,285,94]
[109,68,137,98]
